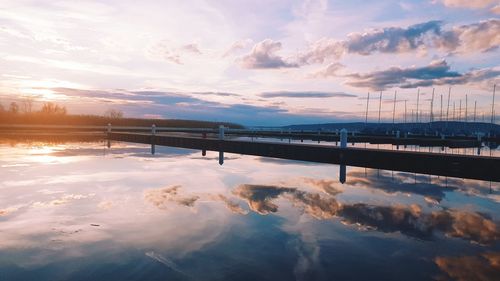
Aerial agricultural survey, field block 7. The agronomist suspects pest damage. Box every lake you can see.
[0,139,499,281]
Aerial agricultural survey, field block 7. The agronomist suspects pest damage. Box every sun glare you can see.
[23,145,71,164]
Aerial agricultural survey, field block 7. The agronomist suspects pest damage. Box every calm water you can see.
[0,140,499,281]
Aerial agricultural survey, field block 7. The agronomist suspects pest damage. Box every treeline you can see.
[0,102,243,129]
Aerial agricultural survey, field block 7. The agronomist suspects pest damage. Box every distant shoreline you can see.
[0,112,243,129]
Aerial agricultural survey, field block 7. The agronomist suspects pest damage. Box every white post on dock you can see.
[340,129,347,148]
[151,124,156,155]
[219,125,225,140]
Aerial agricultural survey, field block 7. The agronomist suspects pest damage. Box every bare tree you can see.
[9,102,19,114]
[40,102,67,115]
[104,109,124,119]
[21,97,34,113]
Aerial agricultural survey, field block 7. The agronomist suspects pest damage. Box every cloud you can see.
[147,41,203,64]
[345,20,443,55]
[0,205,23,216]
[298,21,443,64]
[32,193,95,207]
[492,4,500,14]
[144,185,199,209]
[310,63,345,78]
[209,194,248,215]
[259,91,356,98]
[301,178,343,196]
[435,252,500,281]
[232,184,341,220]
[339,204,499,244]
[286,190,341,220]
[297,38,345,64]
[144,187,247,214]
[438,0,496,9]
[233,184,296,214]
[222,39,252,57]
[233,184,500,244]
[34,87,368,125]
[181,43,202,54]
[147,41,183,64]
[346,59,499,90]
[297,19,500,66]
[190,91,240,97]
[240,39,298,69]
[436,19,500,53]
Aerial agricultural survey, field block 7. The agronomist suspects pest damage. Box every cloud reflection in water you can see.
[0,141,499,280]
[233,184,499,244]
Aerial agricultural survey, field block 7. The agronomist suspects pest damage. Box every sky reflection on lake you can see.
[0,140,499,281]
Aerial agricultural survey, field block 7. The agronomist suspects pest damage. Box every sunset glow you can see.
[0,0,498,125]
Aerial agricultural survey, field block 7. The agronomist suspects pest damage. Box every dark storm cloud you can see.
[259,91,356,98]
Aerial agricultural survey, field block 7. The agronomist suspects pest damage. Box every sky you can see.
[0,0,499,126]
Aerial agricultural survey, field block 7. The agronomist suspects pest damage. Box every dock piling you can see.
[107,123,111,148]
[151,124,156,155]
[219,125,225,165]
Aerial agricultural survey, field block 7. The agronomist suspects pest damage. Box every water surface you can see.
[0,140,499,281]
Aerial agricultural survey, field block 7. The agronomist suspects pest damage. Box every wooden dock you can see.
[2,124,497,148]
[108,132,500,182]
